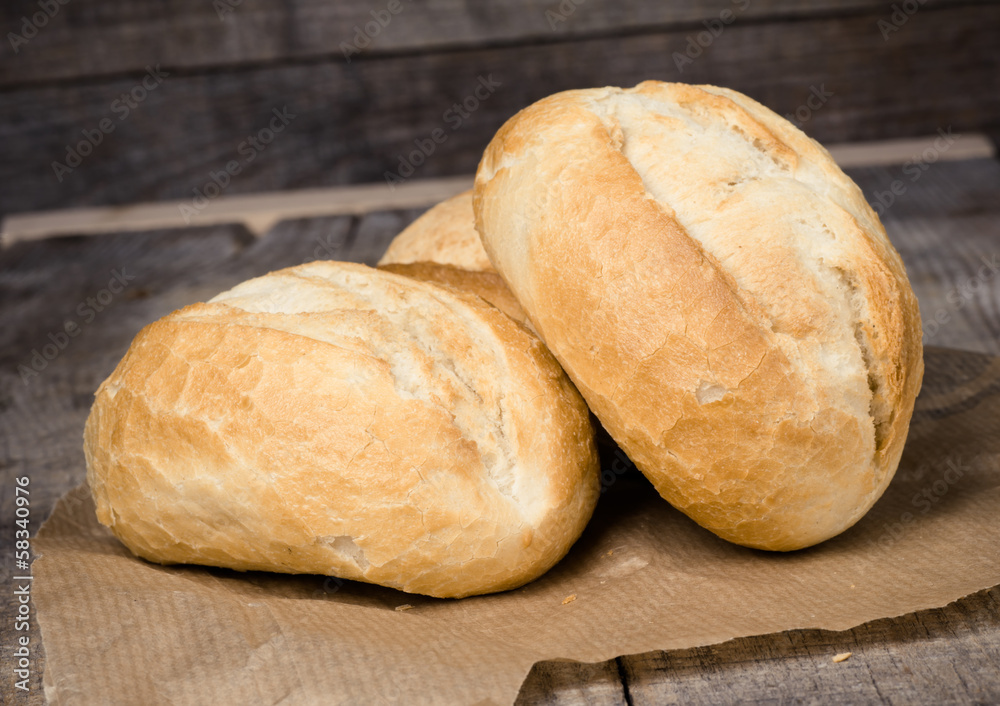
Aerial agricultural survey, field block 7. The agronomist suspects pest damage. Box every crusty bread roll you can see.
[84,261,599,598]
[474,81,924,551]
[378,189,495,272]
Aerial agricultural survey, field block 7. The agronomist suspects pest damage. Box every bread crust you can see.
[379,262,528,327]
[378,190,495,272]
[474,81,923,550]
[84,262,599,597]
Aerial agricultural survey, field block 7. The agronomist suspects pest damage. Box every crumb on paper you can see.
[607,549,614,556]
[562,594,577,605]
[833,652,852,663]
[850,584,856,589]
[395,604,413,612]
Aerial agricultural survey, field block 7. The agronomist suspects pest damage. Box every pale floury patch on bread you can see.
[378,190,496,272]
[474,81,923,551]
[84,262,599,598]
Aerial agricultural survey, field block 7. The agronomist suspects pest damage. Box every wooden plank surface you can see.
[2,3,998,217]
[2,156,999,703]
[0,0,978,86]
[616,585,1000,705]
[0,176,475,244]
[516,584,1000,704]
[3,136,996,245]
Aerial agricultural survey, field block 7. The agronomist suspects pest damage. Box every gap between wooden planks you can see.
[1,133,994,247]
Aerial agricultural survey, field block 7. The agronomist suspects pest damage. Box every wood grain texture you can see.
[0,0,977,86]
[514,586,1000,704]
[516,659,628,705]
[0,175,474,245]
[616,586,1000,705]
[2,3,999,217]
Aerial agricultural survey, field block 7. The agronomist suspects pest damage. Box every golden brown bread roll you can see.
[84,261,599,598]
[474,81,924,551]
[378,261,527,326]
[378,189,495,272]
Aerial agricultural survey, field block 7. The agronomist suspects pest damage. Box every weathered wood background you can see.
[1,0,999,217]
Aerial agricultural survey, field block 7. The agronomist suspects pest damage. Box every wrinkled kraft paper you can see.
[34,347,1000,705]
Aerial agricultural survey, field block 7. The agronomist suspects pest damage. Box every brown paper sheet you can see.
[34,347,1000,705]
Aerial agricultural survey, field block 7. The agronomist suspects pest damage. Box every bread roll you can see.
[379,261,527,327]
[378,189,495,272]
[474,81,923,551]
[84,261,599,598]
